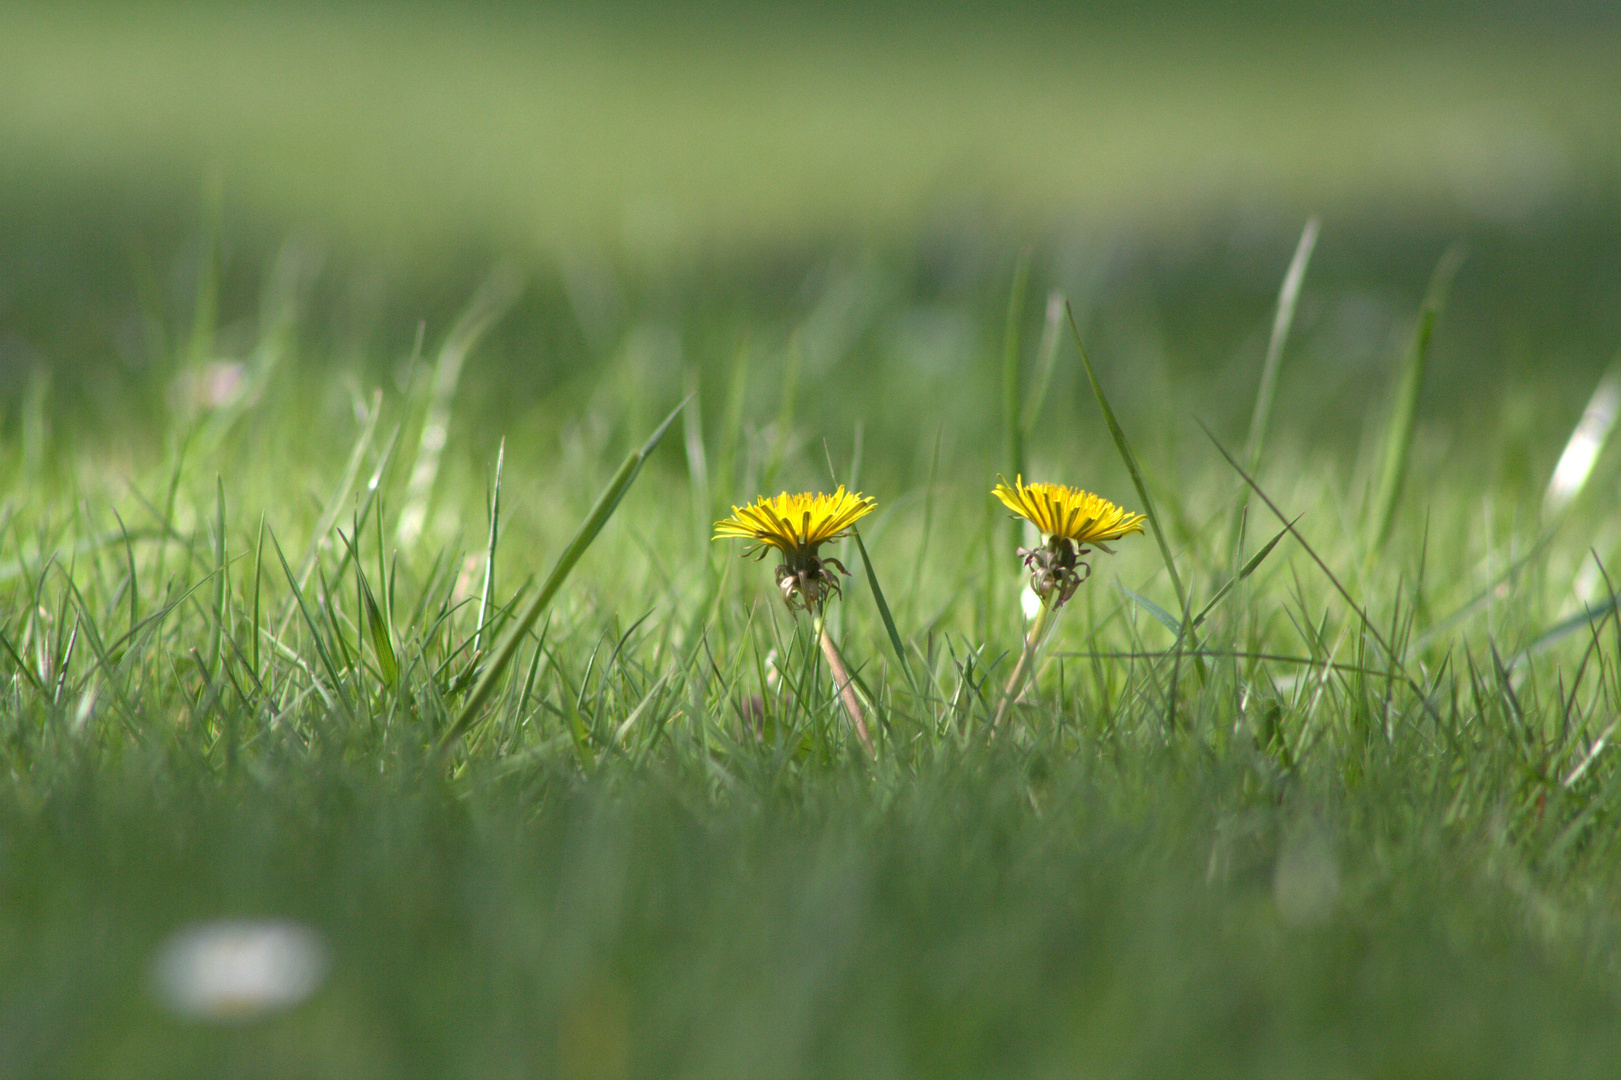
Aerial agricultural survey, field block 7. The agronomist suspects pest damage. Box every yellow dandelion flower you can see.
[991,476,1146,547]
[992,475,1144,608]
[713,486,875,559]
[714,486,876,609]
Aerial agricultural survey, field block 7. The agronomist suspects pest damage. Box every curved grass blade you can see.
[1114,580,1182,638]
[397,266,525,548]
[338,528,398,687]
[437,396,689,756]
[1515,591,1621,663]
[1022,289,1066,440]
[1066,301,1187,615]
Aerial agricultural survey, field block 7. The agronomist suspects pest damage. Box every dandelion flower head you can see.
[992,475,1144,608]
[992,476,1146,546]
[713,486,876,609]
[713,486,875,559]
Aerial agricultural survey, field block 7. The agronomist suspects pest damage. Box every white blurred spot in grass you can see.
[169,360,247,415]
[1273,826,1342,928]
[1021,584,1042,620]
[151,919,328,1021]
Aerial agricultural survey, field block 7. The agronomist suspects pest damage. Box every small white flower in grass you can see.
[151,919,329,1021]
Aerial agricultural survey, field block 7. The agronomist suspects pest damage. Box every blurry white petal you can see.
[152,919,328,1021]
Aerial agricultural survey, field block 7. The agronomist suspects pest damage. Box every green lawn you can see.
[5,3,1621,1076]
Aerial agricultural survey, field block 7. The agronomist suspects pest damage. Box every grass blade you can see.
[1370,245,1464,551]
[852,528,917,695]
[1229,217,1317,567]
[1067,301,1187,615]
[340,528,398,688]
[1245,217,1319,471]
[207,474,227,678]
[274,393,384,638]
[1115,581,1182,638]
[1194,519,1294,630]
[1002,249,1032,556]
[269,530,353,722]
[473,436,505,659]
[397,265,524,548]
[439,396,689,755]
[1544,350,1621,517]
[1021,289,1066,439]
[1516,592,1621,662]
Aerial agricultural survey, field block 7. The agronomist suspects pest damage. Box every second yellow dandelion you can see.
[992,475,1145,608]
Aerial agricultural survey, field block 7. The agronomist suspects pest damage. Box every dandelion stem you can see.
[994,600,1056,729]
[815,609,875,758]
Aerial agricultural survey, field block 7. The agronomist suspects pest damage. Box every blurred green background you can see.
[3,0,1619,469]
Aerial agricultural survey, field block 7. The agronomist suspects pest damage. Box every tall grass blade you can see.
[269,530,353,723]
[1370,245,1464,551]
[1022,290,1066,438]
[1067,301,1187,615]
[186,172,221,372]
[1002,250,1032,555]
[473,437,505,659]
[852,529,917,695]
[439,396,688,755]
[274,393,385,638]
[1115,581,1182,638]
[1516,591,1621,663]
[1201,419,1442,728]
[396,265,524,548]
[207,475,227,678]
[761,341,800,494]
[1245,218,1319,471]
[340,529,398,688]
[0,527,163,585]
[905,426,943,625]
[1229,218,1318,566]
[0,626,49,701]
[682,369,712,555]
[251,514,265,679]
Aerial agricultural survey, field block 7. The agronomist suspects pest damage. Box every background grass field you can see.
[5,1,1621,1076]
